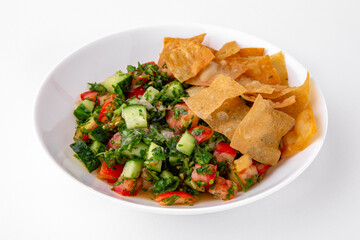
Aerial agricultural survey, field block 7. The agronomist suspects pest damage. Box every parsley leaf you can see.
[196,164,215,175]
[152,176,180,195]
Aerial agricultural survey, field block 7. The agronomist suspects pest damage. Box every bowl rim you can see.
[34,23,328,215]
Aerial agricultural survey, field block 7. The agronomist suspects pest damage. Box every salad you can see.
[70,34,317,206]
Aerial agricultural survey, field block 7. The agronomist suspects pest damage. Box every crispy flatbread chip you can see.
[183,75,246,119]
[238,48,265,57]
[185,86,207,97]
[241,94,296,109]
[237,77,289,94]
[282,104,317,157]
[186,55,248,86]
[270,52,289,86]
[215,41,241,60]
[277,73,310,118]
[160,34,215,82]
[204,97,250,139]
[230,95,295,165]
[243,55,280,85]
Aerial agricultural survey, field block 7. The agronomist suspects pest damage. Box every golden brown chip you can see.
[215,41,241,60]
[237,77,289,94]
[238,48,265,57]
[161,39,214,82]
[204,97,250,139]
[282,104,317,157]
[230,95,295,165]
[270,52,288,86]
[183,75,246,119]
[277,73,310,118]
[185,86,207,97]
[243,55,280,85]
[241,94,296,109]
[186,55,248,86]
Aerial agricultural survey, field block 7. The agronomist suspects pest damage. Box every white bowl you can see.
[34,24,328,215]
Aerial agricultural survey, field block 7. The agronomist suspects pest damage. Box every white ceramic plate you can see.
[34,24,328,215]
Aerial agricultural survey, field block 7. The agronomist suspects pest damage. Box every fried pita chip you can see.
[241,94,296,109]
[186,86,207,97]
[186,55,248,86]
[237,77,289,94]
[161,39,214,82]
[238,48,265,57]
[277,73,310,118]
[230,95,295,165]
[270,52,288,86]
[215,41,241,60]
[204,97,250,139]
[282,104,317,157]
[243,55,280,85]
[183,75,246,119]
[158,34,207,76]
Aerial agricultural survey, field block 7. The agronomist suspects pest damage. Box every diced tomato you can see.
[253,162,271,175]
[166,103,199,133]
[127,86,146,99]
[237,165,258,188]
[80,91,98,101]
[155,191,196,206]
[99,94,116,122]
[98,162,124,182]
[213,142,237,162]
[207,176,238,200]
[81,134,89,141]
[112,177,142,196]
[189,126,213,144]
[191,163,217,186]
[107,132,122,149]
[136,74,150,84]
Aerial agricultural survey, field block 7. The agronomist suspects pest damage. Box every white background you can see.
[1,0,360,239]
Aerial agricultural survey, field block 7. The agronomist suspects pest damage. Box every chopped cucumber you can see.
[145,142,165,172]
[168,151,184,166]
[102,71,132,93]
[70,140,101,172]
[176,131,196,156]
[73,99,95,121]
[139,87,159,110]
[121,142,148,159]
[122,158,143,178]
[127,98,141,105]
[89,126,109,144]
[162,80,185,100]
[142,86,159,103]
[90,141,106,154]
[160,170,173,178]
[122,105,148,129]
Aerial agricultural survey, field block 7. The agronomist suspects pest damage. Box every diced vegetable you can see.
[122,159,143,178]
[155,191,196,205]
[90,141,106,154]
[99,94,116,122]
[98,162,124,183]
[189,126,214,144]
[102,72,132,93]
[89,126,109,144]
[70,140,101,172]
[161,80,185,100]
[112,177,142,196]
[213,142,237,162]
[166,103,199,133]
[80,91,98,101]
[145,142,165,172]
[122,105,148,129]
[208,176,238,200]
[191,163,217,186]
[176,131,196,156]
[107,132,122,149]
[121,142,148,159]
[74,99,95,121]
